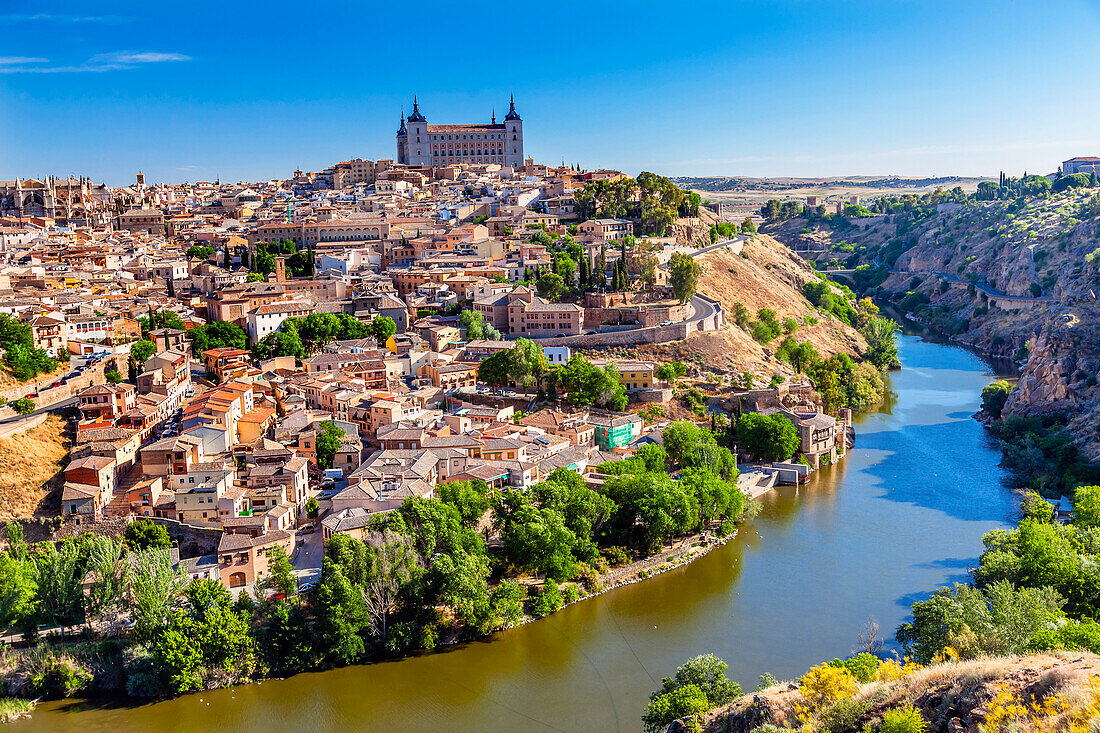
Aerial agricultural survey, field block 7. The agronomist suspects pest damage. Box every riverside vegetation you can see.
[650,481,1100,732]
[0,434,758,707]
[650,409,1100,732]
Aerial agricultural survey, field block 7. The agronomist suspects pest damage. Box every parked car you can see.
[49,381,62,389]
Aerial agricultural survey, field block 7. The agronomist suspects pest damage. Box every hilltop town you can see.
[0,99,877,657]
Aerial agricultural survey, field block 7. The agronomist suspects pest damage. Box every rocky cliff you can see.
[764,190,1100,464]
[1004,306,1100,462]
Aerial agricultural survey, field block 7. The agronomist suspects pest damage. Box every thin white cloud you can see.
[0,50,190,74]
[176,165,199,171]
[0,14,126,23]
[0,57,48,65]
[89,51,190,65]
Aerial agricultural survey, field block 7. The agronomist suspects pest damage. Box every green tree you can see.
[125,519,173,551]
[642,654,741,733]
[981,381,1013,419]
[84,536,128,623]
[370,316,396,346]
[306,496,320,519]
[635,444,668,472]
[362,532,420,645]
[259,545,298,599]
[509,338,548,388]
[536,272,566,301]
[10,398,34,415]
[315,421,346,471]
[1073,485,1100,528]
[0,553,37,630]
[656,361,687,383]
[896,580,1064,663]
[861,317,900,370]
[105,368,123,383]
[187,320,247,358]
[130,548,189,641]
[459,310,501,341]
[186,245,214,260]
[313,560,369,667]
[437,479,492,527]
[668,252,701,304]
[736,412,800,462]
[257,601,314,675]
[477,350,512,388]
[129,340,156,370]
[487,579,527,630]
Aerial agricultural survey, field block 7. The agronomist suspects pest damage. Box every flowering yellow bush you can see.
[982,678,1100,733]
[875,657,923,682]
[799,664,860,707]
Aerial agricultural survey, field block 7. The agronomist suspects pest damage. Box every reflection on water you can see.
[16,336,1017,733]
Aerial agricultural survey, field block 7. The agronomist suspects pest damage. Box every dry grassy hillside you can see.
[691,652,1100,733]
[630,235,866,381]
[0,415,70,520]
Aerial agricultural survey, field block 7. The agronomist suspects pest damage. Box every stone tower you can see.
[503,94,524,168]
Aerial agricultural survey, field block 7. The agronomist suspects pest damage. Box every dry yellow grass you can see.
[628,235,867,378]
[0,415,70,520]
[0,360,66,390]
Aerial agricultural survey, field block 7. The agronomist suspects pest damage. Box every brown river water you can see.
[15,335,1017,733]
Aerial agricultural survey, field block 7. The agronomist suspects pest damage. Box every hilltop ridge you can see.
[763,189,1100,464]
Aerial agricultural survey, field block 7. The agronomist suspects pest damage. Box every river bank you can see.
[10,335,1017,733]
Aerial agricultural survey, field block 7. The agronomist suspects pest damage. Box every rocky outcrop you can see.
[763,191,1100,466]
[671,208,722,249]
[689,653,1100,733]
[1004,306,1100,462]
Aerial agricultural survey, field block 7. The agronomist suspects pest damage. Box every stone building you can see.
[397,95,524,168]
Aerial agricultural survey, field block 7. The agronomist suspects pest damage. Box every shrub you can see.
[880,704,927,733]
[530,580,563,618]
[643,654,742,733]
[27,653,93,699]
[573,563,602,592]
[981,381,1013,419]
[562,583,582,604]
[10,398,34,415]
[798,664,859,709]
[828,653,880,683]
[642,684,708,733]
[601,546,632,567]
[818,697,871,733]
[755,672,779,691]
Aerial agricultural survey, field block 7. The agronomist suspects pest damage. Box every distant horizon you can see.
[3,169,1009,189]
[3,1,1097,186]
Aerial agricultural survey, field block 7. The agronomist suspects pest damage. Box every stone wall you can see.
[533,295,723,349]
[0,351,126,408]
[148,516,223,557]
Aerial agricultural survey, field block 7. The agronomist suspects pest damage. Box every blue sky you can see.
[2,1,1098,185]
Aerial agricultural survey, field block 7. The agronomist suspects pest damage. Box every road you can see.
[291,527,324,586]
[819,265,1058,304]
[0,395,77,426]
[688,293,717,322]
[688,236,746,257]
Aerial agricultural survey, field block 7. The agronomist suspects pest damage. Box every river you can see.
[16,334,1017,733]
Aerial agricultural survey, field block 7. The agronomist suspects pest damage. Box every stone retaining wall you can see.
[532,294,724,348]
[0,351,126,409]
